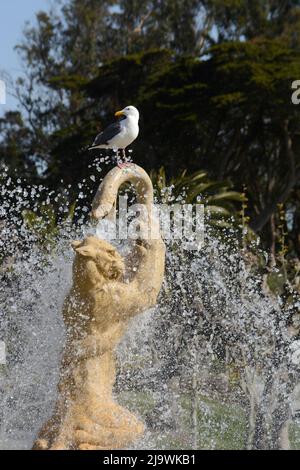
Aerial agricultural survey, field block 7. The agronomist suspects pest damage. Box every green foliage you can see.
[181,394,247,450]
[203,0,300,45]
[0,112,37,180]
[22,202,76,246]
[266,270,287,296]
[1,2,300,450]
[119,389,248,449]
[22,204,57,241]
[150,166,245,228]
[290,423,300,450]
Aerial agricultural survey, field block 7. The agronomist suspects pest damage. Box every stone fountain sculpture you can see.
[33,164,165,450]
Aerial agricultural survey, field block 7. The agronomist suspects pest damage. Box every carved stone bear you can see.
[33,235,165,450]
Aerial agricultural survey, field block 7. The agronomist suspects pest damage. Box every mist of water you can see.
[0,163,299,450]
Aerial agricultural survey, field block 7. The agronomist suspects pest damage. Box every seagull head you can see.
[115,105,139,122]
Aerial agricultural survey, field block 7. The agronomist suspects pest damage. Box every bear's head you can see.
[72,236,125,281]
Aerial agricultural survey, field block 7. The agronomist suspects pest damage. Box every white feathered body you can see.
[109,116,139,149]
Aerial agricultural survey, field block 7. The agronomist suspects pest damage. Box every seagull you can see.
[89,105,139,168]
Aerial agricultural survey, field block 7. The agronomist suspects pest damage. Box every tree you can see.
[203,0,300,45]
[0,112,37,180]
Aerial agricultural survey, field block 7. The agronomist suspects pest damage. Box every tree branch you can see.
[250,120,298,232]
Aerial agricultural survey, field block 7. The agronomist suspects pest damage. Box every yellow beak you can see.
[115,110,124,117]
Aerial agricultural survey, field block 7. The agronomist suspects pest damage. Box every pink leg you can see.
[117,162,132,169]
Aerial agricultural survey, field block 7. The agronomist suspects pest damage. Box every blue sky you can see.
[0,0,51,112]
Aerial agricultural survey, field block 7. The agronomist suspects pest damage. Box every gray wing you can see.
[91,121,121,147]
